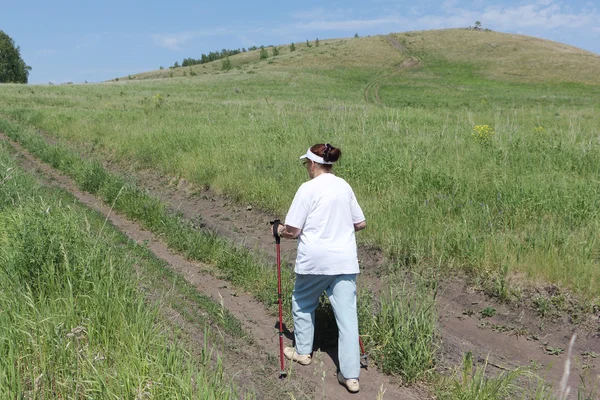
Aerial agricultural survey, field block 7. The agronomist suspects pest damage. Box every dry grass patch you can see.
[393,29,600,84]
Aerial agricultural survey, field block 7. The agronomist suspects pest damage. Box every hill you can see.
[126,29,600,85]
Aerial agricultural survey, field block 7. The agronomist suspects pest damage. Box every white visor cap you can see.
[299,148,334,165]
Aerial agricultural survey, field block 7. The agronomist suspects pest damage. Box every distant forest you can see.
[170,45,269,69]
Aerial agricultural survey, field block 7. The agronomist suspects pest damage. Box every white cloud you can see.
[150,28,228,50]
[477,2,598,31]
[441,0,460,11]
[291,7,326,20]
[151,33,196,50]
[287,1,599,36]
[293,18,403,31]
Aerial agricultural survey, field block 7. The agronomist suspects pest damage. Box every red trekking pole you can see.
[271,220,287,378]
[359,336,368,368]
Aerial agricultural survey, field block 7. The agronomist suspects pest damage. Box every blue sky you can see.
[3,0,599,84]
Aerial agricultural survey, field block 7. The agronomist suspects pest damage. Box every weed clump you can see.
[359,280,437,383]
[472,124,495,145]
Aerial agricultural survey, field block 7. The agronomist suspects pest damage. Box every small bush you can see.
[290,42,296,52]
[480,306,496,318]
[221,57,232,71]
[259,47,268,60]
[315,38,319,47]
[152,93,164,108]
[272,47,280,56]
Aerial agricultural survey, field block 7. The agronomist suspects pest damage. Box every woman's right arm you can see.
[278,224,302,239]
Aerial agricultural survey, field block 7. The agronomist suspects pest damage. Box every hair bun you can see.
[322,143,341,163]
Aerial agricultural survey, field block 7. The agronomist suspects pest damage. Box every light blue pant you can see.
[292,273,360,379]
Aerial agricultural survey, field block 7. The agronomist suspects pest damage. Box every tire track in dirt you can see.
[363,35,420,105]
[0,134,426,399]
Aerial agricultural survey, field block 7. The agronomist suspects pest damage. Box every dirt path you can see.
[363,36,420,105]
[385,35,409,53]
[1,135,427,399]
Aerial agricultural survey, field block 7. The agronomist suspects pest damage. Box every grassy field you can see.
[1,28,600,305]
[0,117,439,383]
[0,142,247,397]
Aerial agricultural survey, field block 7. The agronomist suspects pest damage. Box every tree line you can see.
[170,45,273,69]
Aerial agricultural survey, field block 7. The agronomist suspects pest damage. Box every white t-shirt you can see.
[285,173,365,275]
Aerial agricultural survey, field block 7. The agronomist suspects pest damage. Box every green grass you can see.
[436,353,548,400]
[436,351,599,400]
[0,142,245,398]
[358,279,437,382]
[2,46,599,302]
[0,116,439,383]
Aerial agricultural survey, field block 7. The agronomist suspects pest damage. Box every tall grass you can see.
[437,353,548,400]
[0,117,439,382]
[438,350,599,400]
[0,145,243,398]
[358,280,437,383]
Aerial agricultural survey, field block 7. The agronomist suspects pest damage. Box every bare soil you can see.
[4,126,600,398]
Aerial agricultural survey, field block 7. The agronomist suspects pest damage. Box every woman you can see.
[276,143,366,393]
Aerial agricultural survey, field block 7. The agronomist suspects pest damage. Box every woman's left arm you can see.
[354,220,367,232]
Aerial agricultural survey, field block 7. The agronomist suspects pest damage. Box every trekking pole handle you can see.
[270,219,281,244]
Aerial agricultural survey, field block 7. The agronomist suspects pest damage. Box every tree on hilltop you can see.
[0,30,31,83]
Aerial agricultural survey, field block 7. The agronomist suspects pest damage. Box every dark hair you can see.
[310,143,342,163]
